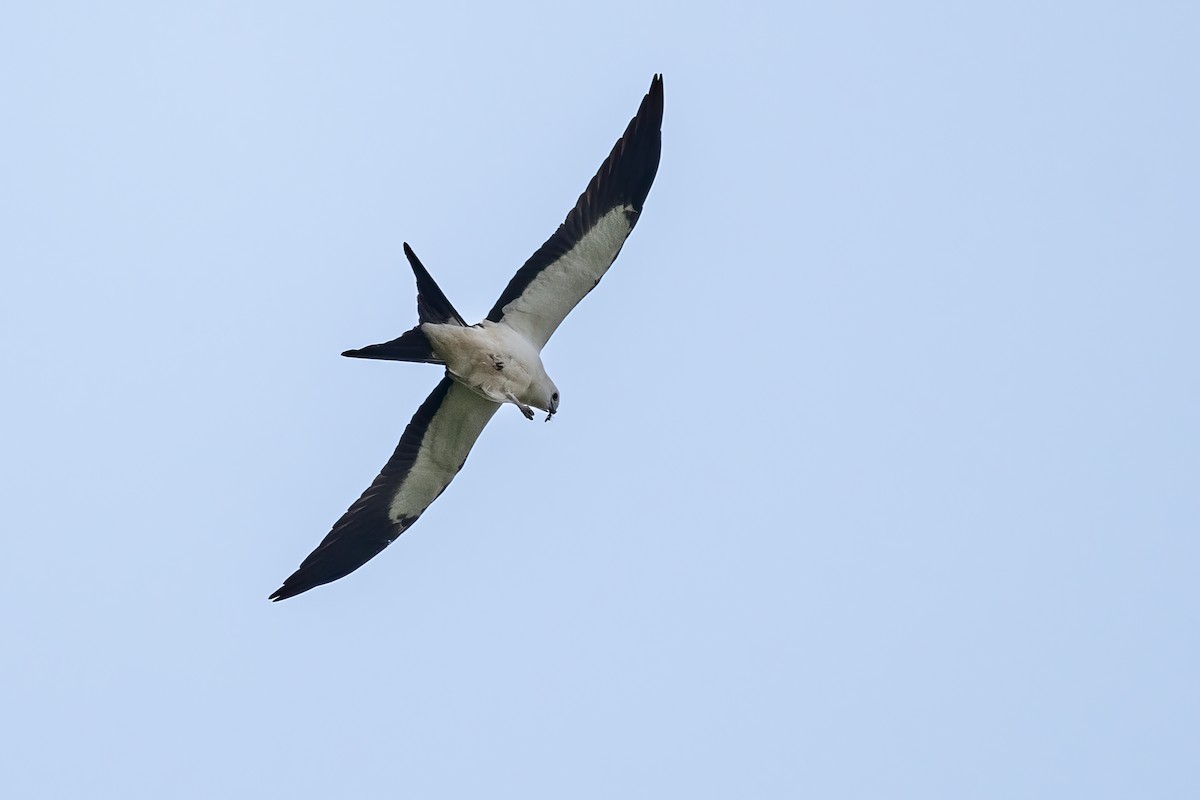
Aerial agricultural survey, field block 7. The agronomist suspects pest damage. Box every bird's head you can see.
[531,376,560,422]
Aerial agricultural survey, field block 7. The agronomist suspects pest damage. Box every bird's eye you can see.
[552,392,559,400]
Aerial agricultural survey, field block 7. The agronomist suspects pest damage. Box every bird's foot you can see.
[506,393,535,420]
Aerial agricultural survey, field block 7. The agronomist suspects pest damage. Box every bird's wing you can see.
[270,377,499,601]
[486,74,663,350]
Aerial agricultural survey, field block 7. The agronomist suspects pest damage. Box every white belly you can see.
[421,321,548,407]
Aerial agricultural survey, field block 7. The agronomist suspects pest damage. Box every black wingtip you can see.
[268,582,307,602]
[269,580,313,601]
[269,573,314,602]
[268,558,363,602]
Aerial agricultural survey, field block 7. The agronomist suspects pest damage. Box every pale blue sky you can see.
[2,2,1197,797]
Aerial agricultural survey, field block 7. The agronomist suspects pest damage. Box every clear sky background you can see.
[2,2,1196,797]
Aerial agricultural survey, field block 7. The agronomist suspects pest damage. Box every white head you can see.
[530,375,560,421]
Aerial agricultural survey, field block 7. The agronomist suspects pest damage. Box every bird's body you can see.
[423,320,558,420]
[270,75,663,601]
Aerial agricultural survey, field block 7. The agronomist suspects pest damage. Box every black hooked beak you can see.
[546,395,558,422]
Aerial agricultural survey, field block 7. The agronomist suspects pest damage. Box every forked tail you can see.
[405,243,467,326]
[342,243,466,363]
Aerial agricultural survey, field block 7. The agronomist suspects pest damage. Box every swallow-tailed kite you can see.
[270,75,663,601]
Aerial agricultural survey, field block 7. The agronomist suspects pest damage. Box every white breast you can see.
[422,321,549,406]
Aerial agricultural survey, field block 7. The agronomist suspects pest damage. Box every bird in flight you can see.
[270,75,663,601]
